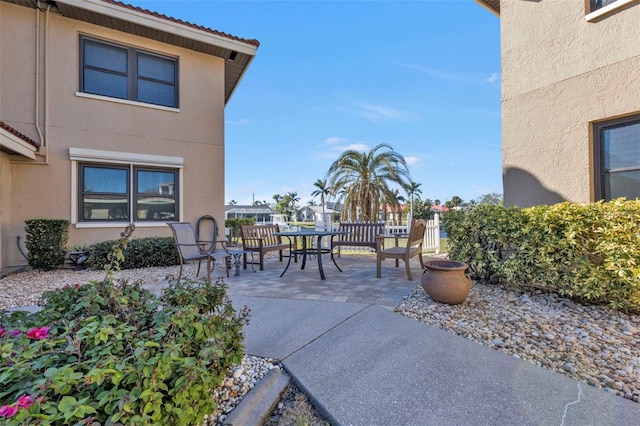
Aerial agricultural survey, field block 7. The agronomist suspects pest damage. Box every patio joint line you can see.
[281,304,373,361]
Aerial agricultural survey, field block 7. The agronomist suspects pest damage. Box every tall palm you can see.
[286,191,300,219]
[405,180,422,221]
[326,143,409,222]
[311,179,331,223]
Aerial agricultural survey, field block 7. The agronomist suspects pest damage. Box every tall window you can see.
[594,115,640,201]
[80,36,178,108]
[80,164,178,221]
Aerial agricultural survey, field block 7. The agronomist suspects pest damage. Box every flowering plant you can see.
[0,226,249,425]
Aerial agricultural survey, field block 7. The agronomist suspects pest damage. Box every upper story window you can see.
[590,0,619,11]
[80,36,178,108]
[593,115,640,201]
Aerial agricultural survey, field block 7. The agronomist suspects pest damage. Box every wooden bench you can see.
[331,222,385,256]
[241,224,290,270]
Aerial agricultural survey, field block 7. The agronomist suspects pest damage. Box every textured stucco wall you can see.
[500,0,640,207]
[0,2,228,267]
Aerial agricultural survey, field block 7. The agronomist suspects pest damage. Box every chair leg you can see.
[376,254,382,278]
[243,253,247,269]
[178,260,184,282]
[259,253,264,270]
[196,259,202,278]
[405,258,413,281]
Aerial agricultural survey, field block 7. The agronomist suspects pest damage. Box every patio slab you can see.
[234,295,640,426]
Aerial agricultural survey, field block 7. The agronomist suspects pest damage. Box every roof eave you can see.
[474,0,500,16]
[0,126,39,159]
[4,0,259,103]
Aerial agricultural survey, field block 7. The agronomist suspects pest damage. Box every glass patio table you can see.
[274,229,348,280]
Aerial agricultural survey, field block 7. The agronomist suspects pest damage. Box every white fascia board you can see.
[56,0,258,56]
[69,147,183,167]
[0,131,37,159]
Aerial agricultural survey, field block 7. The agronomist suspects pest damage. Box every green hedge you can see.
[86,237,179,270]
[25,219,70,271]
[225,218,255,239]
[443,198,640,312]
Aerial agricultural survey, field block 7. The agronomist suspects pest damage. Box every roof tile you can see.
[0,122,41,148]
[101,0,260,47]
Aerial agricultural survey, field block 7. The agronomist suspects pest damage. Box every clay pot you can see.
[421,260,471,305]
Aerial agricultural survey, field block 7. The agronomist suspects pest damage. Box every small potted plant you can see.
[421,259,471,304]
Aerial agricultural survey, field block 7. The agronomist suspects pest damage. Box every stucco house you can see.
[0,0,259,269]
[476,0,640,207]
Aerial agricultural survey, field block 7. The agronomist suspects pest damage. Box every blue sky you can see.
[131,0,501,206]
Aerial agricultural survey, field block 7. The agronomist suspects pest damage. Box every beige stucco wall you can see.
[0,2,227,267]
[500,0,640,207]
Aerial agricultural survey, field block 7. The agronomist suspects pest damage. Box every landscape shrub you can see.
[24,219,70,271]
[85,236,179,270]
[225,218,255,239]
[443,198,640,312]
[0,227,249,425]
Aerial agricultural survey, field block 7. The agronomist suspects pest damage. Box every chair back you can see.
[168,222,201,258]
[196,215,218,252]
[407,219,427,251]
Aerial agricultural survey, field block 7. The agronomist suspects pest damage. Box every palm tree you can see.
[228,199,238,206]
[326,143,410,222]
[385,188,405,225]
[311,179,331,224]
[405,180,422,222]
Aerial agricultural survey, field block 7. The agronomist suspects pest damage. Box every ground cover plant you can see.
[0,225,249,425]
[444,198,640,312]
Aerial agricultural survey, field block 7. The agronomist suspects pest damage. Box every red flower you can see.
[16,395,34,409]
[0,405,18,417]
[0,327,5,338]
[26,326,50,340]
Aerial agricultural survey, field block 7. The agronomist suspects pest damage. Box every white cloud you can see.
[404,156,420,166]
[323,136,347,145]
[473,138,501,149]
[394,61,472,82]
[345,143,369,152]
[485,73,498,83]
[335,94,418,123]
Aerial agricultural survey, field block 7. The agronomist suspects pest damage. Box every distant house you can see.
[296,206,340,223]
[0,0,258,269]
[476,0,640,207]
[225,205,274,223]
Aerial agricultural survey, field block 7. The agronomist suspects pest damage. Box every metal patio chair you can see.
[168,221,229,283]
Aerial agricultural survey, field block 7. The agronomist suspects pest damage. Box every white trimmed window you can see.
[593,115,640,201]
[70,148,183,226]
[80,36,179,108]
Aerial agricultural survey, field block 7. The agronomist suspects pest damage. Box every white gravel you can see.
[395,281,640,403]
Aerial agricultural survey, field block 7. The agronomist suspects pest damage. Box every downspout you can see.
[34,1,51,164]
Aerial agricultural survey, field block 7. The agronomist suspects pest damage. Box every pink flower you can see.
[0,405,18,417]
[10,330,21,337]
[0,327,5,338]
[26,326,49,340]
[16,395,34,409]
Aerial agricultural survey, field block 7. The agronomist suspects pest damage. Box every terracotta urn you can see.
[421,260,471,305]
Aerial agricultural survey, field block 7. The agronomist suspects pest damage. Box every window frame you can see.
[70,148,184,228]
[593,114,640,201]
[79,35,179,108]
[586,0,638,22]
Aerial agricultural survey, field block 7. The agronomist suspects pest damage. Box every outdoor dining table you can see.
[274,229,348,280]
